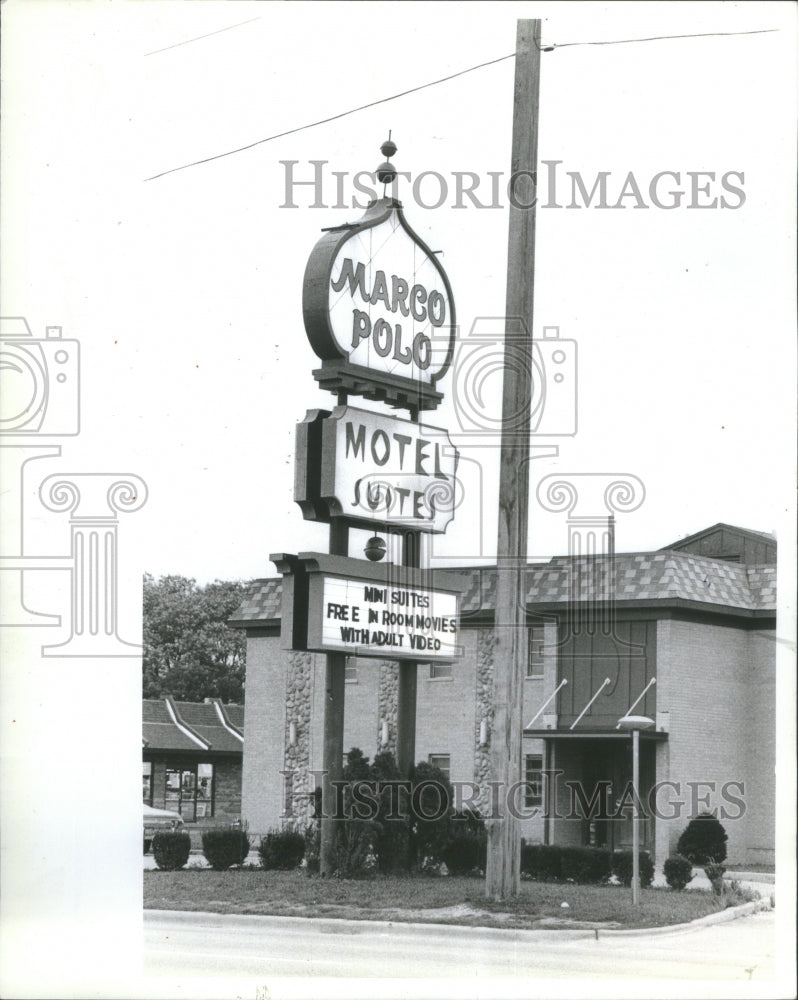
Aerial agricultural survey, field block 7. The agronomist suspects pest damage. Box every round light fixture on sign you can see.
[364,535,387,561]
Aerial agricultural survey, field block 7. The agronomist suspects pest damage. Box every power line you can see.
[144,52,516,181]
[144,16,261,57]
[145,26,778,182]
[543,27,777,50]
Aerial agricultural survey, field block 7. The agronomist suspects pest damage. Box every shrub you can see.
[370,751,411,873]
[560,846,612,884]
[441,811,487,875]
[152,830,191,871]
[258,829,305,870]
[677,813,728,865]
[704,862,727,895]
[201,825,251,871]
[408,761,454,868]
[332,747,379,877]
[613,850,654,888]
[334,816,378,877]
[520,842,562,880]
[726,880,760,904]
[308,748,408,878]
[518,843,657,887]
[304,821,320,874]
[663,854,694,890]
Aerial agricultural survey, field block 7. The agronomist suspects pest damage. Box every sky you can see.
[2,0,796,588]
[0,3,796,997]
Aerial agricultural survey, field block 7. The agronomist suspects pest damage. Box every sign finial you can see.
[377,133,397,185]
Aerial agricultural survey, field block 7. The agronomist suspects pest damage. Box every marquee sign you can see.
[316,575,458,660]
[302,198,456,411]
[272,552,461,663]
[294,405,459,533]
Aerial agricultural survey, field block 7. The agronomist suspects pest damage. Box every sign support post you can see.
[485,17,542,902]
[320,505,348,876]
[396,527,421,777]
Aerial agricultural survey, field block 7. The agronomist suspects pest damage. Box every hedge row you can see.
[151,826,305,872]
[520,841,655,887]
[152,829,654,887]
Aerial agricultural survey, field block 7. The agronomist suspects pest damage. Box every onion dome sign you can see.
[302,149,455,412]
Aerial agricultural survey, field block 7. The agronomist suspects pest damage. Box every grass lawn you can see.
[144,869,754,930]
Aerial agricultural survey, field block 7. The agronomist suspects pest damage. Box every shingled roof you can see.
[143,698,244,754]
[230,551,776,626]
[227,579,281,627]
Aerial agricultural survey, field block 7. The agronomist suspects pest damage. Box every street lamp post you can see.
[617,715,654,905]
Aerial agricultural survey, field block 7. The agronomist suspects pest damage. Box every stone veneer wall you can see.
[377,660,399,757]
[473,629,496,814]
[283,649,313,827]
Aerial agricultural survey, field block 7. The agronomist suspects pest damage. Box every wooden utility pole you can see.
[485,18,542,901]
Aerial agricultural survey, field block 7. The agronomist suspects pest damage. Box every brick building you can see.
[231,524,776,867]
[142,697,244,823]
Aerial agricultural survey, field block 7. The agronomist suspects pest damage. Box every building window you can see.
[525,754,543,808]
[164,763,214,821]
[429,662,453,680]
[428,754,451,781]
[345,657,358,682]
[142,762,152,804]
[527,626,545,678]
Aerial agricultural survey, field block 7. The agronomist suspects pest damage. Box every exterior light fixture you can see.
[364,535,386,561]
[288,721,297,747]
[479,717,489,747]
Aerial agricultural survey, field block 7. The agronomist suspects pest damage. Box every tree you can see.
[143,574,248,702]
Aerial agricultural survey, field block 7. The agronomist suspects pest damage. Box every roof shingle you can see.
[231,550,776,626]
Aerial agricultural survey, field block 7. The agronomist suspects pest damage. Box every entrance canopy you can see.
[524,728,667,742]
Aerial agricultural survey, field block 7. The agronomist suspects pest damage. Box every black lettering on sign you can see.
[332,259,446,327]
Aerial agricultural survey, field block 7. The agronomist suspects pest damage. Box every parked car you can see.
[143,803,184,854]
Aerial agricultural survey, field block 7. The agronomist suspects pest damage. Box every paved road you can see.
[142,908,780,999]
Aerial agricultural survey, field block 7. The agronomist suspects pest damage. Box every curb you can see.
[145,896,772,941]
[145,909,596,941]
[595,897,773,938]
